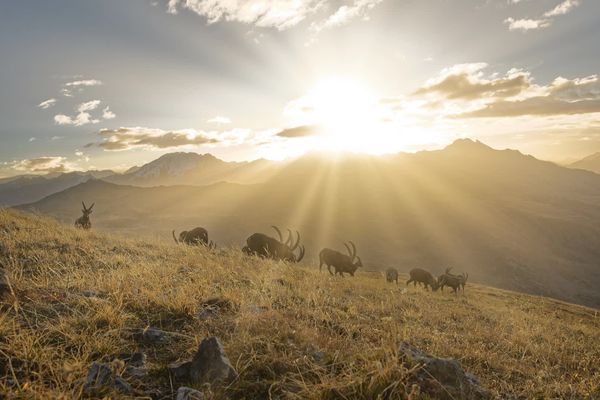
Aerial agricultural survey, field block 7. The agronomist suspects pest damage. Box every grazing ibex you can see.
[406,268,439,291]
[74,202,94,230]
[438,268,468,293]
[172,227,216,249]
[319,242,363,277]
[243,226,305,262]
[386,268,399,284]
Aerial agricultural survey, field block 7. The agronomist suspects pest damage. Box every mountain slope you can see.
[16,140,600,308]
[105,152,277,187]
[1,210,599,398]
[0,170,114,207]
[570,152,600,174]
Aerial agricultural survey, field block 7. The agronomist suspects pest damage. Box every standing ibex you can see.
[438,268,468,293]
[172,227,216,249]
[319,242,363,277]
[243,226,305,262]
[74,202,94,230]
[386,268,399,284]
[406,268,439,291]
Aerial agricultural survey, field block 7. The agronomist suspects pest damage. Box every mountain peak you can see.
[445,138,492,152]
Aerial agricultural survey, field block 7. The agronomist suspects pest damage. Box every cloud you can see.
[311,0,383,33]
[64,79,103,87]
[207,116,232,124]
[276,125,320,138]
[9,156,74,174]
[89,127,221,151]
[504,17,550,31]
[54,100,102,126]
[102,106,116,120]
[61,78,103,97]
[544,0,580,17]
[28,137,36,142]
[411,63,600,118]
[414,63,532,100]
[38,98,57,109]
[505,0,580,32]
[167,0,324,30]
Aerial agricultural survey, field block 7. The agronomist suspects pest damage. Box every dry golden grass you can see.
[1,209,599,399]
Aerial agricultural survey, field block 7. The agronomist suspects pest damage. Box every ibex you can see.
[438,268,468,293]
[243,226,305,262]
[406,268,439,291]
[386,268,399,284]
[172,227,216,249]
[74,202,94,230]
[319,242,363,277]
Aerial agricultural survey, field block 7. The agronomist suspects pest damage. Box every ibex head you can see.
[343,241,362,268]
[271,225,305,262]
[81,201,94,217]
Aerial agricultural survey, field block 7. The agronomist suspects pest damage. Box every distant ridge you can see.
[570,152,600,174]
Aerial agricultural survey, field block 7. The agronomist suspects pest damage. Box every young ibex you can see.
[172,227,216,249]
[74,202,94,230]
[386,268,399,284]
[243,226,305,262]
[319,241,363,277]
[406,268,439,291]
[438,267,468,293]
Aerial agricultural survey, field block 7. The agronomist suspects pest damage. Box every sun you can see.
[284,76,403,156]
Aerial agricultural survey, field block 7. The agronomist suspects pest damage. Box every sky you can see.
[1,0,599,176]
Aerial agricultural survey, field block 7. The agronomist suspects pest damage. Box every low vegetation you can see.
[1,209,599,399]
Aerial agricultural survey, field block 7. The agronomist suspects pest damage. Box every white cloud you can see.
[28,137,36,142]
[102,106,116,120]
[504,17,550,31]
[544,0,580,17]
[38,98,57,109]
[311,0,382,32]
[167,0,324,30]
[207,116,231,124]
[54,100,102,126]
[64,79,103,87]
[505,0,581,32]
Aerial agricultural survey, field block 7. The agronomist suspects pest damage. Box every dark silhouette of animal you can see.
[74,202,94,230]
[172,227,216,249]
[319,242,363,277]
[386,268,399,284]
[438,268,468,293]
[406,268,439,291]
[243,226,305,262]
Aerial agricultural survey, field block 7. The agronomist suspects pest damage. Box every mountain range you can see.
[13,139,600,308]
[570,152,600,174]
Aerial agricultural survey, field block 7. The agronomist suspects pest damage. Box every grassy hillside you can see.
[16,141,600,308]
[1,210,599,399]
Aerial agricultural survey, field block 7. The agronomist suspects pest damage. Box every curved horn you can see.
[349,241,357,260]
[89,203,95,210]
[82,201,87,211]
[343,242,352,257]
[290,231,301,251]
[296,245,305,262]
[285,229,293,246]
[445,267,453,274]
[271,225,283,242]
[172,230,179,244]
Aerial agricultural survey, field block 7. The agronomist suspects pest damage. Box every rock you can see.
[189,337,238,384]
[134,327,170,344]
[399,342,493,400]
[84,362,132,395]
[169,360,192,380]
[124,352,148,378]
[82,290,102,299]
[176,386,205,400]
[0,267,11,298]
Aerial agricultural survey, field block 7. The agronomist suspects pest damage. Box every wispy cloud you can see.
[102,106,116,120]
[89,127,221,151]
[505,0,581,32]
[8,156,75,174]
[54,100,102,126]
[311,0,383,33]
[38,98,57,109]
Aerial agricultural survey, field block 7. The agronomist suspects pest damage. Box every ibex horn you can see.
[349,241,357,260]
[290,231,301,251]
[271,225,283,242]
[172,230,179,244]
